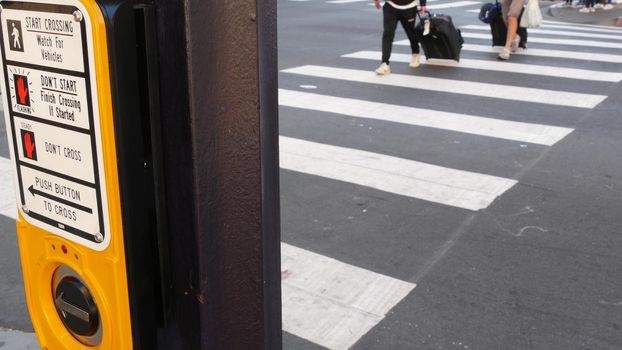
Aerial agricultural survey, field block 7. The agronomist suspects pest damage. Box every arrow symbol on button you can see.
[28,185,93,214]
[55,292,91,323]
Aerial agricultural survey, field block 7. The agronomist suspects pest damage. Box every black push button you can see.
[54,276,100,337]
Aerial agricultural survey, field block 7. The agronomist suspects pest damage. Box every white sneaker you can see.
[375,62,390,75]
[579,7,590,12]
[603,4,613,9]
[590,6,596,11]
[594,3,604,8]
[498,48,510,60]
[410,53,421,68]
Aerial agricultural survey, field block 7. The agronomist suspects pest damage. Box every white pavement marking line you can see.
[282,242,416,350]
[368,0,440,5]
[281,65,607,109]
[0,157,17,220]
[537,23,622,35]
[544,19,622,31]
[458,32,622,50]
[279,89,574,145]
[461,24,622,41]
[343,50,622,82]
[455,43,622,64]
[465,8,480,12]
[327,0,367,3]
[280,136,518,211]
[427,1,481,9]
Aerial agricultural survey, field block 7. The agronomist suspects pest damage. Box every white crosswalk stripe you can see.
[518,23,622,35]
[280,136,518,211]
[366,0,441,6]
[454,43,622,64]
[342,50,622,82]
[279,89,574,145]
[281,65,607,108]
[543,19,622,31]
[282,242,415,350]
[461,24,622,41]
[427,1,481,9]
[458,32,622,49]
[326,0,367,3]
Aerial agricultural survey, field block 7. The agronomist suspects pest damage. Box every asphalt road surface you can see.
[2,0,622,349]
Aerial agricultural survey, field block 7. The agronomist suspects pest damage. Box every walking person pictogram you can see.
[12,23,21,49]
[7,20,24,52]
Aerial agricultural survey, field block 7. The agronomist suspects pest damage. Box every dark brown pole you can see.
[152,0,281,348]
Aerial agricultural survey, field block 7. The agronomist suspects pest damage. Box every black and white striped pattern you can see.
[276,16,622,350]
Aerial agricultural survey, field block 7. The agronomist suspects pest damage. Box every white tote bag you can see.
[520,0,543,28]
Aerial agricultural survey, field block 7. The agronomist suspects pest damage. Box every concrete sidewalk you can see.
[548,0,622,26]
[0,328,40,350]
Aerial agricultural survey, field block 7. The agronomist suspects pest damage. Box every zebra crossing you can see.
[342,50,622,81]
[282,65,607,108]
[290,0,486,10]
[277,15,622,350]
[1,8,622,350]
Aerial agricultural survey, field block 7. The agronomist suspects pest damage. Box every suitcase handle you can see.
[416,10,430,22]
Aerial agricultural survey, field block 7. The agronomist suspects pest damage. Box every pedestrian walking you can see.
[374,0,428,75]
[497,0,526,60]
[579,0,595,12]
[596,0,614,10]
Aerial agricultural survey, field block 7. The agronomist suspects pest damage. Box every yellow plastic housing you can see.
[16,1,134,349]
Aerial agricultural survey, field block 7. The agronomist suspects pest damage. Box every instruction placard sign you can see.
[0,0,110,251]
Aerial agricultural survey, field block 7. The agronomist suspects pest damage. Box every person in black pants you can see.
[374,0,427,75]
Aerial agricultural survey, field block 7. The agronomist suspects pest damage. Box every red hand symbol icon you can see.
[24,132,36,159]
[17,76,28,105]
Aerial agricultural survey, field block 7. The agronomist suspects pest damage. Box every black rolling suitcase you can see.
[490,8,528,47]
[415,13,464,61]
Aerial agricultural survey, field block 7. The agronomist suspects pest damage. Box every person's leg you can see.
[499,0,525,59]
[381,4,399,65]
[398,7,423,67]
[517,26,527,48]
[398,8,420,55]
[504,15,519,49]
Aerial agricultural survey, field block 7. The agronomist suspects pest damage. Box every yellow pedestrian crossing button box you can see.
[3,0,110,249]
[0,1,169,349]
